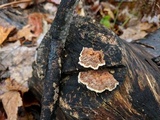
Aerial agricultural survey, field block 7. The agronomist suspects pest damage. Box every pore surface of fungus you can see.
[78,47,105,70]
[78,70,119,93]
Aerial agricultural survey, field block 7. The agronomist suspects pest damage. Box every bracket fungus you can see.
[78,70,119,93]
[78,47,105,70]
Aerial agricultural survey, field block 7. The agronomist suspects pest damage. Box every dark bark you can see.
[29,0,160,120]
[58,17,160,120]
[30,16,160,119]
[33,0,79,120]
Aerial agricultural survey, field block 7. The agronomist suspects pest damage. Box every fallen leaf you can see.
[13,0,32,9]
[44,2,57,13]
[10,13,46,42]
[0,41,36,87]
[17,25,36,41]
[142,15,160,26]
[120,27,148,42]
[0,18,51,89]
[120,28,147,42]
[0,78,28,97]
[9,25,36,41]
[120,22,152,41]
[103,8,114,19]
[0,91,22,120]
[43,3,58,21]
[0,26,16,45]
[138,22,153,31]
[28,13,44,37]
[100,2,116,17]
[50,0,61,4]
[5,78,29,94]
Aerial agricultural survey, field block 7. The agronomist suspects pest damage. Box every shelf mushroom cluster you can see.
[78,47,119,93]
[78,47,105,70]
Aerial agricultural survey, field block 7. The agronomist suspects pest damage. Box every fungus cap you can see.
[78,70,119,93]
[78,47,105,70]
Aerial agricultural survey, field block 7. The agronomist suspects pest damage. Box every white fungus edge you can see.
[78,72,119,93]
[78,47,106,70]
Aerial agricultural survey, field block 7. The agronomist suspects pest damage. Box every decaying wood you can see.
[58,17,160,120]
[30,0,79,120]
[29,0,160,119]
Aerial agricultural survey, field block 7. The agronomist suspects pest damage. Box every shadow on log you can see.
[29,0,160,120]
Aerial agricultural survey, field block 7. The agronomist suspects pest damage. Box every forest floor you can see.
[0,0,159,119]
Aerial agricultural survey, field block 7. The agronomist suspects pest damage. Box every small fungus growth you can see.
[78,70,119,93]
[78,47,105,70]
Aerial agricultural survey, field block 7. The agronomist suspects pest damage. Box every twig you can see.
[121,17,131,27]
[0,0,32,8]
[113,0,124,26]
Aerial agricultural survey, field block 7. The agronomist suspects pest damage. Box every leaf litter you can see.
[0,1,54,119]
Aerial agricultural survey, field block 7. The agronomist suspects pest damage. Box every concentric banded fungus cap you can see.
[78,70,119,93]
[78,47,105,70]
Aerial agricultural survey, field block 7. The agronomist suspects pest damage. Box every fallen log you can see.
[132,28,160,58]
[29,0,160,119]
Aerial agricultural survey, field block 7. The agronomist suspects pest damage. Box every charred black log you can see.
[30,0,79,120]
[58,17,160,120]
[29,0,160,120]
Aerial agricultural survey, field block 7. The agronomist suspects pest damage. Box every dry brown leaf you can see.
[0,20,51,88]
[120,27,147,42]
[0,41,37,88]
[44,3,58,17]
[10,13,45,42]
[28,13,44,37]
[50,0,61,4]
[11,0,33,9]
[0,78,28,97]
[0,26,15,45]
[138,22,153,31]
[103,8,114,19]
[17,25,36,41]
[5,78,29,94]
[0,91,22,120]
[100,2,116,17]
[120,22,153,41]
[9,25,36,41]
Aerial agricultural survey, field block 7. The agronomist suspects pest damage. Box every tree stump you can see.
[29,0,160,119]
